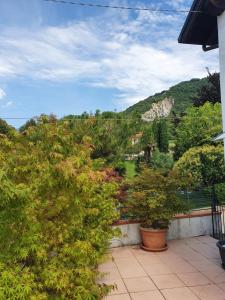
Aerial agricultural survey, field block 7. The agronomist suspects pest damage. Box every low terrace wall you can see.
[110,209,213,248]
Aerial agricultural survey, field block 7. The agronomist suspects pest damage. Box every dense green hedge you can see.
[0,117,119,299]
[174,144,224,187]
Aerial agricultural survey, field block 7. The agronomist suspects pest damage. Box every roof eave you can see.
[178,0,224,47]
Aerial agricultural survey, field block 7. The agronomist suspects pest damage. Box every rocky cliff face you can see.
[141,98,174,122]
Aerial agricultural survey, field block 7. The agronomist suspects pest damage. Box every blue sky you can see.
[0,0,219,127]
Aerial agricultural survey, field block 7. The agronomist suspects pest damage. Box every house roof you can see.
[178,0,225,47]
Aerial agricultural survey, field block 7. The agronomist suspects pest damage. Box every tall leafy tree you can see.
[0,118,15,137]
[19,118,37,132]
[175,102,222,159]
[140,126,155,163]
[153,119,169,153]
[193,72,221,107]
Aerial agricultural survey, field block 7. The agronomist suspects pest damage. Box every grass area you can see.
[124,161,136,179]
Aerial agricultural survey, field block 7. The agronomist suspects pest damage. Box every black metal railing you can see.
[211,185,225,240]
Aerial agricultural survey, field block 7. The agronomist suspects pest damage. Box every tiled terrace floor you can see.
[100,236,225,300]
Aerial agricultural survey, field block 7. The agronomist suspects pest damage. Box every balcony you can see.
[100,235,225,300]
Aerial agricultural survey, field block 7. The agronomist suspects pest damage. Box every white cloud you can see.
[2,101,13,108]
[0,3,219,107]
[0,88,6,100]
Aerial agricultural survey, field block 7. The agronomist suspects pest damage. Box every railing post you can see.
[218,11,225,160]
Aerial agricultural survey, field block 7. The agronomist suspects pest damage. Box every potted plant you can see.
[128,169,188,251]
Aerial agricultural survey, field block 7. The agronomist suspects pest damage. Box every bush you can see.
[0,118,119,299]
[175,102,222,159]
[113,161,126,177]
[174,145,225,187]
[127,169,188,229]
[150,149,174,174]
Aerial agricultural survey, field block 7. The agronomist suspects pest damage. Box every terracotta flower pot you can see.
[140,227,168,252]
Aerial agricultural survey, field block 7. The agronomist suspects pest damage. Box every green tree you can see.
[0,117,119,299]
[153,119,169,153]
[174,144,225,187]
[0,118,15,137]
[140,126,155,163]
[193,72,221,107]
[19,118,37,132]
[150,149,174,174]
[175,102,222,159]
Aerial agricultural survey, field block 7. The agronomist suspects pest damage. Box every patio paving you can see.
[100,235,225,300]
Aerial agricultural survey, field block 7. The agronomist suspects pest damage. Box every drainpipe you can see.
[218,11,225,159]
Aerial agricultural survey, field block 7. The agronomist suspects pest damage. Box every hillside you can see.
[124,77,207,117]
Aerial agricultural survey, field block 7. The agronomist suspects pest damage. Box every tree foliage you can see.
[150,149,174,174]
[0,118,15,137]
[175,102,222,159]
[0,117,119,299]
[127,169,188,229]
[62,112,147,166]
[19,118,37,132]
[174,145,225,187]
[153,119,169,153]
[193,72,221,107]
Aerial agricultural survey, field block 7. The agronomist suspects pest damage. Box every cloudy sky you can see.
[0,0,219,127]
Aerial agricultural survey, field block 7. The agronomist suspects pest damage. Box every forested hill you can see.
[123,77,207,117]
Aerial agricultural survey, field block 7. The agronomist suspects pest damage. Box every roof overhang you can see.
[178,0,225,50]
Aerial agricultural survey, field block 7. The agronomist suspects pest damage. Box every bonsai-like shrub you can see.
[0,117,119,299]
[127,169,188,229]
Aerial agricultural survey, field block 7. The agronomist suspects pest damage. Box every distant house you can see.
[178,0,225,155]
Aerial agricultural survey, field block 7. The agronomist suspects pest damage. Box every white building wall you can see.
[218,11,225,157]
[110,215,212,248]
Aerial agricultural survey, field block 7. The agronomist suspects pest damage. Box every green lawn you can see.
[124,161,136,179]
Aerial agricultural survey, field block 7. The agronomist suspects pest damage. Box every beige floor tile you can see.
[136,254,162,266]
[168,261,197,273]
[102,239,225,300]
[124,277,156,292]
[131,248,156,257]
[151,274,184,289]
[105,293,131,300]
[111,247,134,259]
[195,236,216,244]
[115,258,146,278]
[217,283,225,291]
[101,268,121,281]
[177,272,211,286]
[161,287,199,300]
[143,263,172,276]
[210,271,225,284]
[104,278,127,295]
[130,290,165,300]
[99,260,117,272]
[190,284,225,300]
[209,258,222,266]
[201,265,224,283]
[189,260,217,271]
[158,253,183,264]
[182,251,207,262]
[156,251,181,262]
